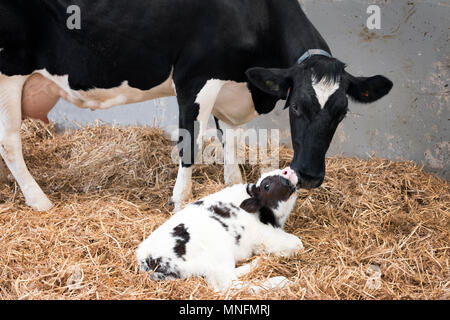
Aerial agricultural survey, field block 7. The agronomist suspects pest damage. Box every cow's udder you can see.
[21,73,61,123]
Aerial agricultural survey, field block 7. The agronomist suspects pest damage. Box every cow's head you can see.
[246,55,393,189]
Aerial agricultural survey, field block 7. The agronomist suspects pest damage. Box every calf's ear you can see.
[246,67,291,99]
[240,198,262,214]
[346,73,393,104]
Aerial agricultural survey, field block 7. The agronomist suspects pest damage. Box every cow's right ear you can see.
[246,67,291,99]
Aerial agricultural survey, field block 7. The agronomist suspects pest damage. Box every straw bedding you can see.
[0,120,448,300]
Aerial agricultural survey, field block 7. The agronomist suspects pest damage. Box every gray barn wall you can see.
[48,0,449,179]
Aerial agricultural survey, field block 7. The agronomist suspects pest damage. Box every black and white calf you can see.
[136,168,303,291]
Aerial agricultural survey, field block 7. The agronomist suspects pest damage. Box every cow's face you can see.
[246,57,393,189]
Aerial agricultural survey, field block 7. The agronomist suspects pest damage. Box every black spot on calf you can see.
[209,202,237,218]
[235,234,242,245]
[211,216,229,231]
[258,207,280,228]
[144,256,181,280]
[172,224,190,259]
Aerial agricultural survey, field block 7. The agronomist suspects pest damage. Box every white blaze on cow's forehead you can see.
[312,76,340,109]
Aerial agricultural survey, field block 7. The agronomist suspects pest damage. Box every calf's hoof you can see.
[249,276,293,294]
[284,236,304,256]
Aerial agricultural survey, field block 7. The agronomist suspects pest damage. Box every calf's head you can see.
[246,56,393,189]
[240,168,298,228]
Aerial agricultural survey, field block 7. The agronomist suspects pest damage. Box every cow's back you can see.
[1,0,272,91]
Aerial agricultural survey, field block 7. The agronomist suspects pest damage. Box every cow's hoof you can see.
[172,201,183,213]
[168,198,182,213]
[168,198,175,210]
[27,196,54,212]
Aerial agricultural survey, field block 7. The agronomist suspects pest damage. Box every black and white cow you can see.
[0,0,393,211]
[136,168,302,291]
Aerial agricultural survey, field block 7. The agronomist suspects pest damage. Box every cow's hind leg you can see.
[0,75,53,211]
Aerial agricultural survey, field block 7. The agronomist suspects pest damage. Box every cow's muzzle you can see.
[293,169,324,190]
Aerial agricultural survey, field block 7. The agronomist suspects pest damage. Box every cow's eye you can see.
[290,104,301,117]
[264,184,270,191]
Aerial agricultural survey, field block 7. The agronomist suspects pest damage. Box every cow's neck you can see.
[269,0,331,67]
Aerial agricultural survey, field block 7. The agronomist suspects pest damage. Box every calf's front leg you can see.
[256,226,304,257]
[0,75,53,211]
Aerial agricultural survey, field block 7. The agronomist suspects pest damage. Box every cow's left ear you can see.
[346,74,393,104]
[246,67,291,99]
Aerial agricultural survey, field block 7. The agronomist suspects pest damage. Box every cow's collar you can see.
[297,49,332,65]
[284,49,332,108]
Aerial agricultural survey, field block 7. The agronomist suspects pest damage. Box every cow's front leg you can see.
[0,75,53,211]
[172,161,192,212]
[171,79,225,212]
[216,121,243,185]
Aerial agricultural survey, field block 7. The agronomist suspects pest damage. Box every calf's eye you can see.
[264,184,270,191]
